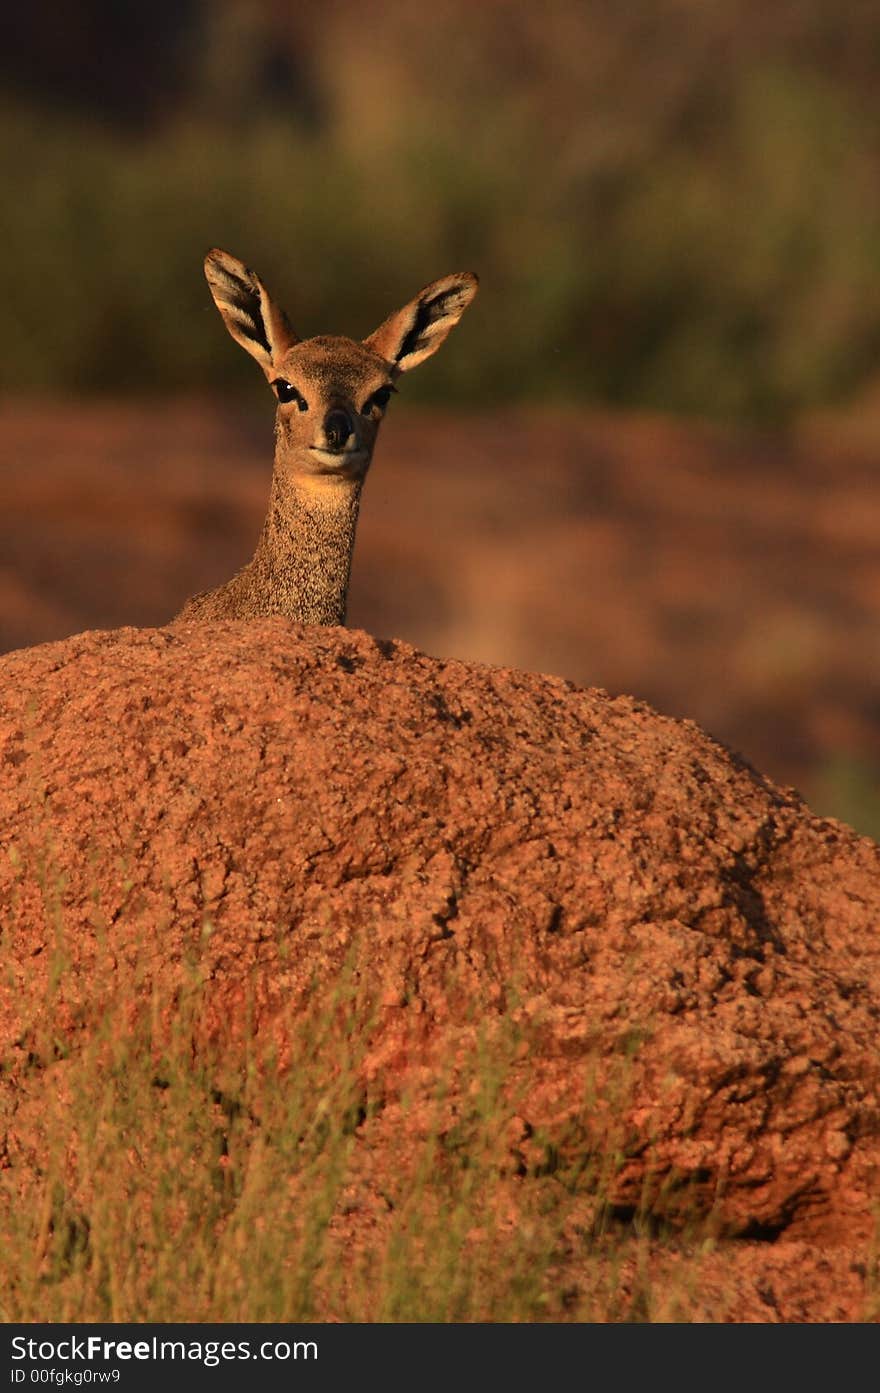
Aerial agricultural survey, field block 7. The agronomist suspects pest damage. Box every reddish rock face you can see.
[1,620,879,1312]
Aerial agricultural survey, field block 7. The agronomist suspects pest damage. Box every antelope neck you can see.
[251,463,363,626]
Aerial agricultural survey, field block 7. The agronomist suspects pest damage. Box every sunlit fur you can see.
[174,249,477,627]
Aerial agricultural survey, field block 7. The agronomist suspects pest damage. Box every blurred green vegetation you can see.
[808,756,880,843]
[5,0,880,415]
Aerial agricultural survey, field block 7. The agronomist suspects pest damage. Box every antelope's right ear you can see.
[204,249,298,375]
[364,272,479,372]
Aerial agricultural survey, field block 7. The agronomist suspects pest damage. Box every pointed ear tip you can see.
[204,247,241,274]
[457,271,479,297]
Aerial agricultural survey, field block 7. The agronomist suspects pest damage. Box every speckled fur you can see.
[176,467,362,625]
[173,249,478,626]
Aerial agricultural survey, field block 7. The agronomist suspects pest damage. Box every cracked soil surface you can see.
[1,620,879,1318]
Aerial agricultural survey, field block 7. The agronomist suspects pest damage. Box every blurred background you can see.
[1,0,879,833]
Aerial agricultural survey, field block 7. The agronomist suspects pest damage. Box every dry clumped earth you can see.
[2,399,880,803]
[1,619,879,1320]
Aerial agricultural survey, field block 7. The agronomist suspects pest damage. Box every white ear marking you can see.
[364,272,479,372]
[204,248,297,375]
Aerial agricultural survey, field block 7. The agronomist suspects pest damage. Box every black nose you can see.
[323,409,353,452]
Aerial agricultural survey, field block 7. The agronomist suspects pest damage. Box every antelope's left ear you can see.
[364,272,479,372]
[204,248,298,377]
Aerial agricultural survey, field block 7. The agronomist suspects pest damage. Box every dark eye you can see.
[272,379,308,410]
[364,385,394,414]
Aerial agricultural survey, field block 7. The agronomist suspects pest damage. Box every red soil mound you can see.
[1,620,879,1315]
[3,400,880,803]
